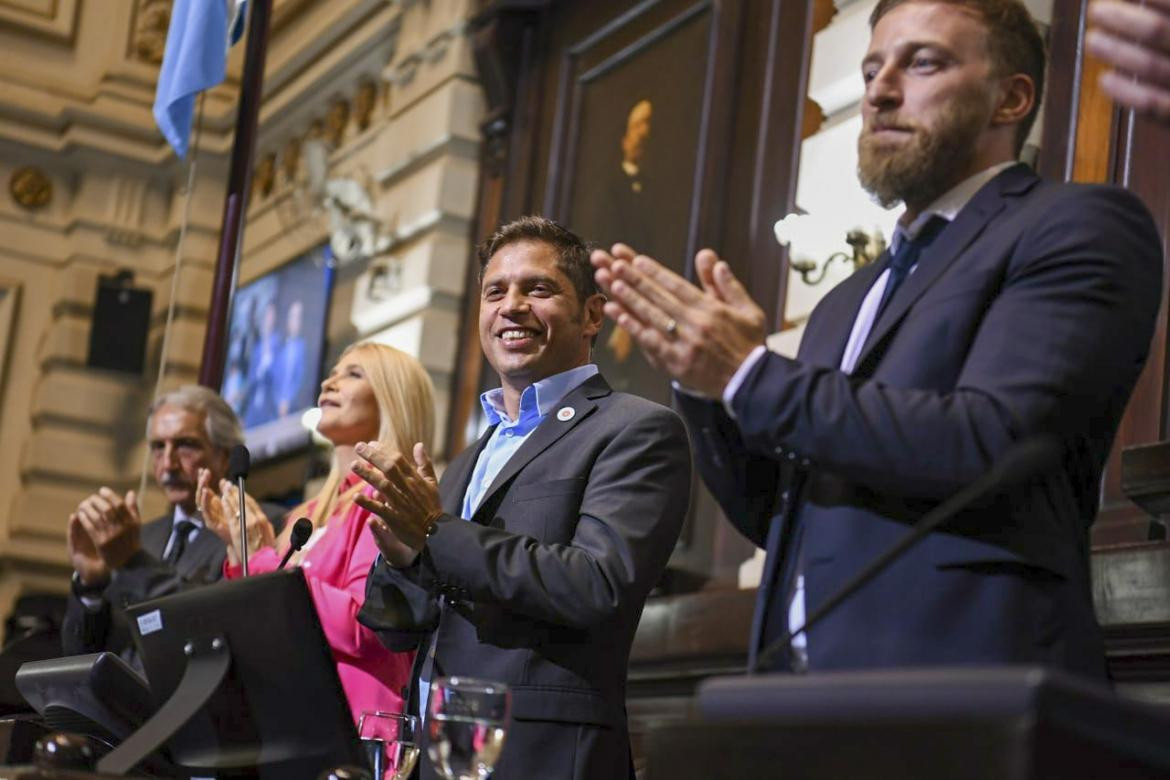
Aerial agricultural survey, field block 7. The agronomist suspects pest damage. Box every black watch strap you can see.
[71,571,108,598]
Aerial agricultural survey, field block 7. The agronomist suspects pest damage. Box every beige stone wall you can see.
[0,0,483,635]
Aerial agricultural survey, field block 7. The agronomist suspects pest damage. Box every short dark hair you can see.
[869,0,1046,153]
[476,216,601,306]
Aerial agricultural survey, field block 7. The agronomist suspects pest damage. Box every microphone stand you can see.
[237,472,249,577]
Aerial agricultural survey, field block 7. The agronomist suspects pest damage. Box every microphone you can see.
[278,518,314,569]
[227,444,251,576]
[754,434,1064,672]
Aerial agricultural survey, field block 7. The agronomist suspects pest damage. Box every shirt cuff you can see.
[721,345,767,420]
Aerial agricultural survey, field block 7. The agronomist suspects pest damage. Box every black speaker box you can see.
[86,274,152,375]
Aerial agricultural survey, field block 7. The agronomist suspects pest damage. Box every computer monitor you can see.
[15,651,153,746]
[122,569,365,779]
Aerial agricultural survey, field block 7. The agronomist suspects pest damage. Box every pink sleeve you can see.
[301,501,387,662]
[223,547,281,579]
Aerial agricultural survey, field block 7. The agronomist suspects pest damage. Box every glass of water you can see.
[426,677,511,780]
[358,711,420,780]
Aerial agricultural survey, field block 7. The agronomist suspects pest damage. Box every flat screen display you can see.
[221,245,334,461]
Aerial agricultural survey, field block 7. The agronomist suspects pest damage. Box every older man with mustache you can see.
[62,385,281,666]
[593,0,1164,677]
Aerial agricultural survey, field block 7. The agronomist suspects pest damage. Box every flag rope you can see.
[139,91,208,501]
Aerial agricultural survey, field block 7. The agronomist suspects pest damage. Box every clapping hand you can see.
[1087,0,1170,125]
[198,468,275,566]
[70,488,143,572]
[591,244,767,398]
[352,442,443,568]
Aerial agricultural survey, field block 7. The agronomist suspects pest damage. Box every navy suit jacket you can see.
[359,374,691,780]
[678,164,1163,677]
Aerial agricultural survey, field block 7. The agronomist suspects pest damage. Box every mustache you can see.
[158,473,191,488]
[862,116,919,134]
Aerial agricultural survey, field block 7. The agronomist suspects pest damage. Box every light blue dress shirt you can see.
[461,363,600,518]
[419,362,599,723]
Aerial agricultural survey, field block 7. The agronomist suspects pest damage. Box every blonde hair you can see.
[286,342,436,538]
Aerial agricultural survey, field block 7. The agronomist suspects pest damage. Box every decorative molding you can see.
[384,18,468,86]
[281,135,303,183]
[104,176,148,247]
[132,0,172,65]
[9,166,52,210]
[0,282,21,417]
[252,152,277,202]
[0,0,79,43]
[325,98,351,147]
[353,80,378,131]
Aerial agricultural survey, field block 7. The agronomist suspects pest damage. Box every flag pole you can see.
[198,0,274,390]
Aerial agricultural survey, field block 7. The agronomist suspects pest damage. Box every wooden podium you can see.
[644,667,1170,779]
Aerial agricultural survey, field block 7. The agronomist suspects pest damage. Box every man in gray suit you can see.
[356,216,691,779]
[63,386,243,662]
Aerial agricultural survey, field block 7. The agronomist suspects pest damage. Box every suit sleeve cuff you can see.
[722,345,768,420]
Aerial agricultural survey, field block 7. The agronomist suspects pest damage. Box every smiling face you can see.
[316,358,381,446]
[149,404,228,512]
[479,240,604,406]
[857,2,1014,213]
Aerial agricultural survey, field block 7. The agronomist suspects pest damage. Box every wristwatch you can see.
[70,571,108,598]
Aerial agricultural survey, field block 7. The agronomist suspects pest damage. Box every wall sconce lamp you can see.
[774,213,887,286]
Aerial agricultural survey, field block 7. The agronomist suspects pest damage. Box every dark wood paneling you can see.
[1040,2,1170,546]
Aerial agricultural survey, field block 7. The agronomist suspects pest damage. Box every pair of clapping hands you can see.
[196,469,275,567]
[67,489,144,588]
[194,442,443,570]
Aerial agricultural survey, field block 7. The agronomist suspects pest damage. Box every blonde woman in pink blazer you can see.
[199,341,434,725]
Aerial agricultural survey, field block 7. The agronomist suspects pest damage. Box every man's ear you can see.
[993,73,1035,128]
[582,293,607,338]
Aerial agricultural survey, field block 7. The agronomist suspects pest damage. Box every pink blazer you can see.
[226,473,413,725]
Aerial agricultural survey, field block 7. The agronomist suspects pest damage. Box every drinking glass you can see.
[358,711,419,780]
[426,677,511,780]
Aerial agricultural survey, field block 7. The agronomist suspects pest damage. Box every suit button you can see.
[800,458,811,468]
[786,451,797,461]
[774,446,784,456]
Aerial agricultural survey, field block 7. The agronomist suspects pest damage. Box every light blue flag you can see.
[153,0,248,158]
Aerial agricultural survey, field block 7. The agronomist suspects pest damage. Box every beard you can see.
[857,88,992,210]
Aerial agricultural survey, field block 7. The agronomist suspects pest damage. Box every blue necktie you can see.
[874,216,947,319]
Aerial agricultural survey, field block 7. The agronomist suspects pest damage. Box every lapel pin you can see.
[556,406,575,422]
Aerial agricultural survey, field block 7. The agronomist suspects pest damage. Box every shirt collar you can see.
[173,503,203,529]
[893,161,1016,248]
[480,364,600,426]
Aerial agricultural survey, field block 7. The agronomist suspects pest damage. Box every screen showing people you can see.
[221,244,333,460]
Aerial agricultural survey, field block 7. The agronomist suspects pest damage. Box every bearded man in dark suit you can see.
[592,0,1163,678]
[356,216,691,779]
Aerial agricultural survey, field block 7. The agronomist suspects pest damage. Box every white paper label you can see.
[136,609,163,636]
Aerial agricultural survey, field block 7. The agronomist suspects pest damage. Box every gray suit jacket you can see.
[359,373,691,780]
[62,504,286,664]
